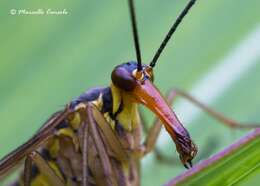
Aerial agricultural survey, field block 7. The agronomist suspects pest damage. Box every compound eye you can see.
[111,67,137,91]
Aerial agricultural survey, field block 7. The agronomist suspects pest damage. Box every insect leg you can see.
[86,104,118,186]
[142,88,260,164]
[23,155,33,186]
[168,88,260,129]
[28,151,65,186]
[143,114,217,165]
[91,106,128,162]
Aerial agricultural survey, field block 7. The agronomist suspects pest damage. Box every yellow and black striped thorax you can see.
[13,87,123,186]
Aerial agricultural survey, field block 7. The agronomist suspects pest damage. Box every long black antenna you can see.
[128,0,142,71]
[150,0,197,68]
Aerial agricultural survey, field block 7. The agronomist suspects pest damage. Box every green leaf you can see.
[165,129,260,186]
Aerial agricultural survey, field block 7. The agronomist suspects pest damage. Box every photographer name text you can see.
[10,9,68,16]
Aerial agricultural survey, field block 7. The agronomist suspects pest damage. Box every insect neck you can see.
[110,84,140,132]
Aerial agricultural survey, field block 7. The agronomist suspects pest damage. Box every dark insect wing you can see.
[0,106,72,178]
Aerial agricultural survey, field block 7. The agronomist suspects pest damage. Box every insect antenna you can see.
[150,0,197,68]
[128,0,142,71]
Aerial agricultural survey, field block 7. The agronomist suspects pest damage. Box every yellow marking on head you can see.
[111,83,121,114]
[117,93,139,131]
[110,83,140,132]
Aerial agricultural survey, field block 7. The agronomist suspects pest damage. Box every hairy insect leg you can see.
[143,116,218,165]
[27,151,65,186]
[142,114,216,165]
[86,104,118,186]
[168,88,260,129]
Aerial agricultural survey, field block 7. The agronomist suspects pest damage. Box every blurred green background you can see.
[1,0,260,185]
